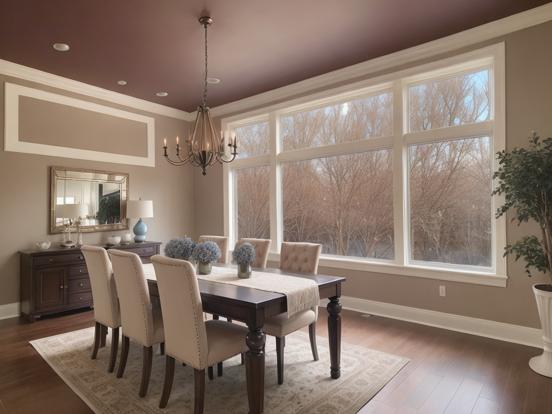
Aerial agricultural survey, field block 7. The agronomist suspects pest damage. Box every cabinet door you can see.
[35,267,67,311]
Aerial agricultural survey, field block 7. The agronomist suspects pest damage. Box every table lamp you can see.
[56,203,89,248]
[126,199,154,243]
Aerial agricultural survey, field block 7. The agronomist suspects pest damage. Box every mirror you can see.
[50,166,129,234]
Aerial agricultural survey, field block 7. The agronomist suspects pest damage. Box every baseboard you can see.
[0,302,20,320]
[330,296,542,349]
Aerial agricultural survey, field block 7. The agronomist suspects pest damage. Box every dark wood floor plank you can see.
[443,378,483,414]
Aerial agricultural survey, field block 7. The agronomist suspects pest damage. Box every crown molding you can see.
[0,59,195,122]
[209,2,552,118]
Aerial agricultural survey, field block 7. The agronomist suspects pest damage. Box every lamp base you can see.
[133,218,148,243]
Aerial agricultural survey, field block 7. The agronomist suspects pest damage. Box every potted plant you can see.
[164,237,196,261]
[192,241,221,275]
[494,132,552,376]
[233,242,256,278]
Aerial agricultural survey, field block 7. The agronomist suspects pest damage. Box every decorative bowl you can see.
[106,235,121,246]
[36,241,51,250]
[121,233,133,244]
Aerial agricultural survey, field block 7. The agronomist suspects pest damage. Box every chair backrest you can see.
[280,242,322,274]
[81,245,120,328]
[237,238,271,269]
[151,255,208,369]
[198,235,228,264]
[109,249,156,346]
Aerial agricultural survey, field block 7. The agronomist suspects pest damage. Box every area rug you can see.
[30,327,407,414]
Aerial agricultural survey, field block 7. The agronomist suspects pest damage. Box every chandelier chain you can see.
[202,22,209,108]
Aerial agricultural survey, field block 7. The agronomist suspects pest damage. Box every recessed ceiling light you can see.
[207,77,221,84]
[156,92,168,97]
[52,43,70,52]
[117,80,127,86]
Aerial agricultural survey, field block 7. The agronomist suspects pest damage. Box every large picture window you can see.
[224,45,505,286]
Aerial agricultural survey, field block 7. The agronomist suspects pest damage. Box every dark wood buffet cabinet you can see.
[19,241,161,322]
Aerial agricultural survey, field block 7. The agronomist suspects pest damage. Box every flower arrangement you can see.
[192,241,221,264]
[233,242,256,265]
[164,237,196,261]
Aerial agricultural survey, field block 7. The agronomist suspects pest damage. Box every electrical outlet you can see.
[439,285,446,297]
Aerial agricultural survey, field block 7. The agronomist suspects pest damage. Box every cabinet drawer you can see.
[130,245,157,257]
[69,265,88,277]
[68,277,91,293]
[34,253,85,267]
[68,291,92,306]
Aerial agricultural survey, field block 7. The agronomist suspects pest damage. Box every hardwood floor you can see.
[0,308,549,413]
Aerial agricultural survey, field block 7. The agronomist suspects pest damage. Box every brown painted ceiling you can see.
[0,0,550,112]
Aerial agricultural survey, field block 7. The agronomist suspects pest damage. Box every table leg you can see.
[245,325,265,414]
[327,295,342,379]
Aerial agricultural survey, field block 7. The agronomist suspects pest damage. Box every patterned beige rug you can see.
[30,327,407,413]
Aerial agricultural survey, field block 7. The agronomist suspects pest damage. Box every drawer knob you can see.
[49,258,54,263]
[79,269,83,273]
[79,282,84,287]
[59,285,64,289]
[79,256,83,260]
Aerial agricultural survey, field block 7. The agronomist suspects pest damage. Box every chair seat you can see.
[206,320,248,367]
[264,309,317,337]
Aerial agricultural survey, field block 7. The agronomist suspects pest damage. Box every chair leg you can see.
[108,327,119,373]
[194,369,206,414]
[217,361,223,377]
[160,342,165,355]
[308,323,319,361]
[91,322,101,359]
[116,335,129,378]
[213,314,219,320]
[100,324,107,348]
[139,346,153,397]
[241,353,245,365]
[226,317,233,323]
[159,356,175,408]
[276,336,285,385]
[208,366,214,380]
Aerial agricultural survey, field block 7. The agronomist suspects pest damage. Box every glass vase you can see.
[238,263,252,279]
[198,261,212,275]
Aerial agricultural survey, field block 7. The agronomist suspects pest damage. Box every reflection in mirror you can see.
[50,167,129,234]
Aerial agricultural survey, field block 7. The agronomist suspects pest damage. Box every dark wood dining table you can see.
[145,264,345,414]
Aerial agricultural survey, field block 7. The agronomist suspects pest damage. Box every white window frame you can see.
[223,43,506,287]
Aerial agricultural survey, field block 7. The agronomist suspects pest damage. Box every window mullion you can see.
[269,112,281,253]
[392,80,407,266]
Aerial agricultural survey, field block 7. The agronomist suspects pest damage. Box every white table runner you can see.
[143,263,319,317]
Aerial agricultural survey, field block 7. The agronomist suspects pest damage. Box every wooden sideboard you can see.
[19,241,161,322]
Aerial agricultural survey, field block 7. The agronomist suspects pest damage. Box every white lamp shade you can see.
[56,203,89,219]
[127,200,154,218]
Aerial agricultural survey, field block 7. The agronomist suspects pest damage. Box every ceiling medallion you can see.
[163,15,237,175]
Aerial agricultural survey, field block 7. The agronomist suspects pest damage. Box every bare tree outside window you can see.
[235,121,269,159]
[235,166,270,239]
[283,150,394,259]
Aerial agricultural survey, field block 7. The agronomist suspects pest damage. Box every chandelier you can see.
[163,15,237,175]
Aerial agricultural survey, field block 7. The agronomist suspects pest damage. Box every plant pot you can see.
[529,283,552,377]
[238,263,252,279]
[198,262,212,275]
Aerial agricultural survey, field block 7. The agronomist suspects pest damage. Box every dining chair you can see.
[265,241,322,384]
[151,255,248,412]
[198,235,228,264]
[109,249,165,397]
[236,238,272,269]
[81,245,121,373]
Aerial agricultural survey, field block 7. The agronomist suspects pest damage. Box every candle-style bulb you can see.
[163,138,167,147]
[176,136,180,145]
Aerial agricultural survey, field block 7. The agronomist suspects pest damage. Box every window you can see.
[234,165,270,239]
[224,45,505,285]
[282,150,394,259]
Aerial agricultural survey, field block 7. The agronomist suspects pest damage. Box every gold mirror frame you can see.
[49,166,129,234]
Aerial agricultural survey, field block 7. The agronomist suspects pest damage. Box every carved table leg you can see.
[327,295,342,379]
[246,325,266,414]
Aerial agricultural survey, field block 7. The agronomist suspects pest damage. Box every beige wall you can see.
[0,75,194,306]
[193,22,552,328]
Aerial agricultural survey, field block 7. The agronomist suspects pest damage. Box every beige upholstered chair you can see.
[265,242,322,384]
[236,238,272,269]
[198,235,228,264]
[81,245,121,373]
[109,249,165,397]
[152,255,248,412]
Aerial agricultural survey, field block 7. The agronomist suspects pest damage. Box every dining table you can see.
[143,263,345,414]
